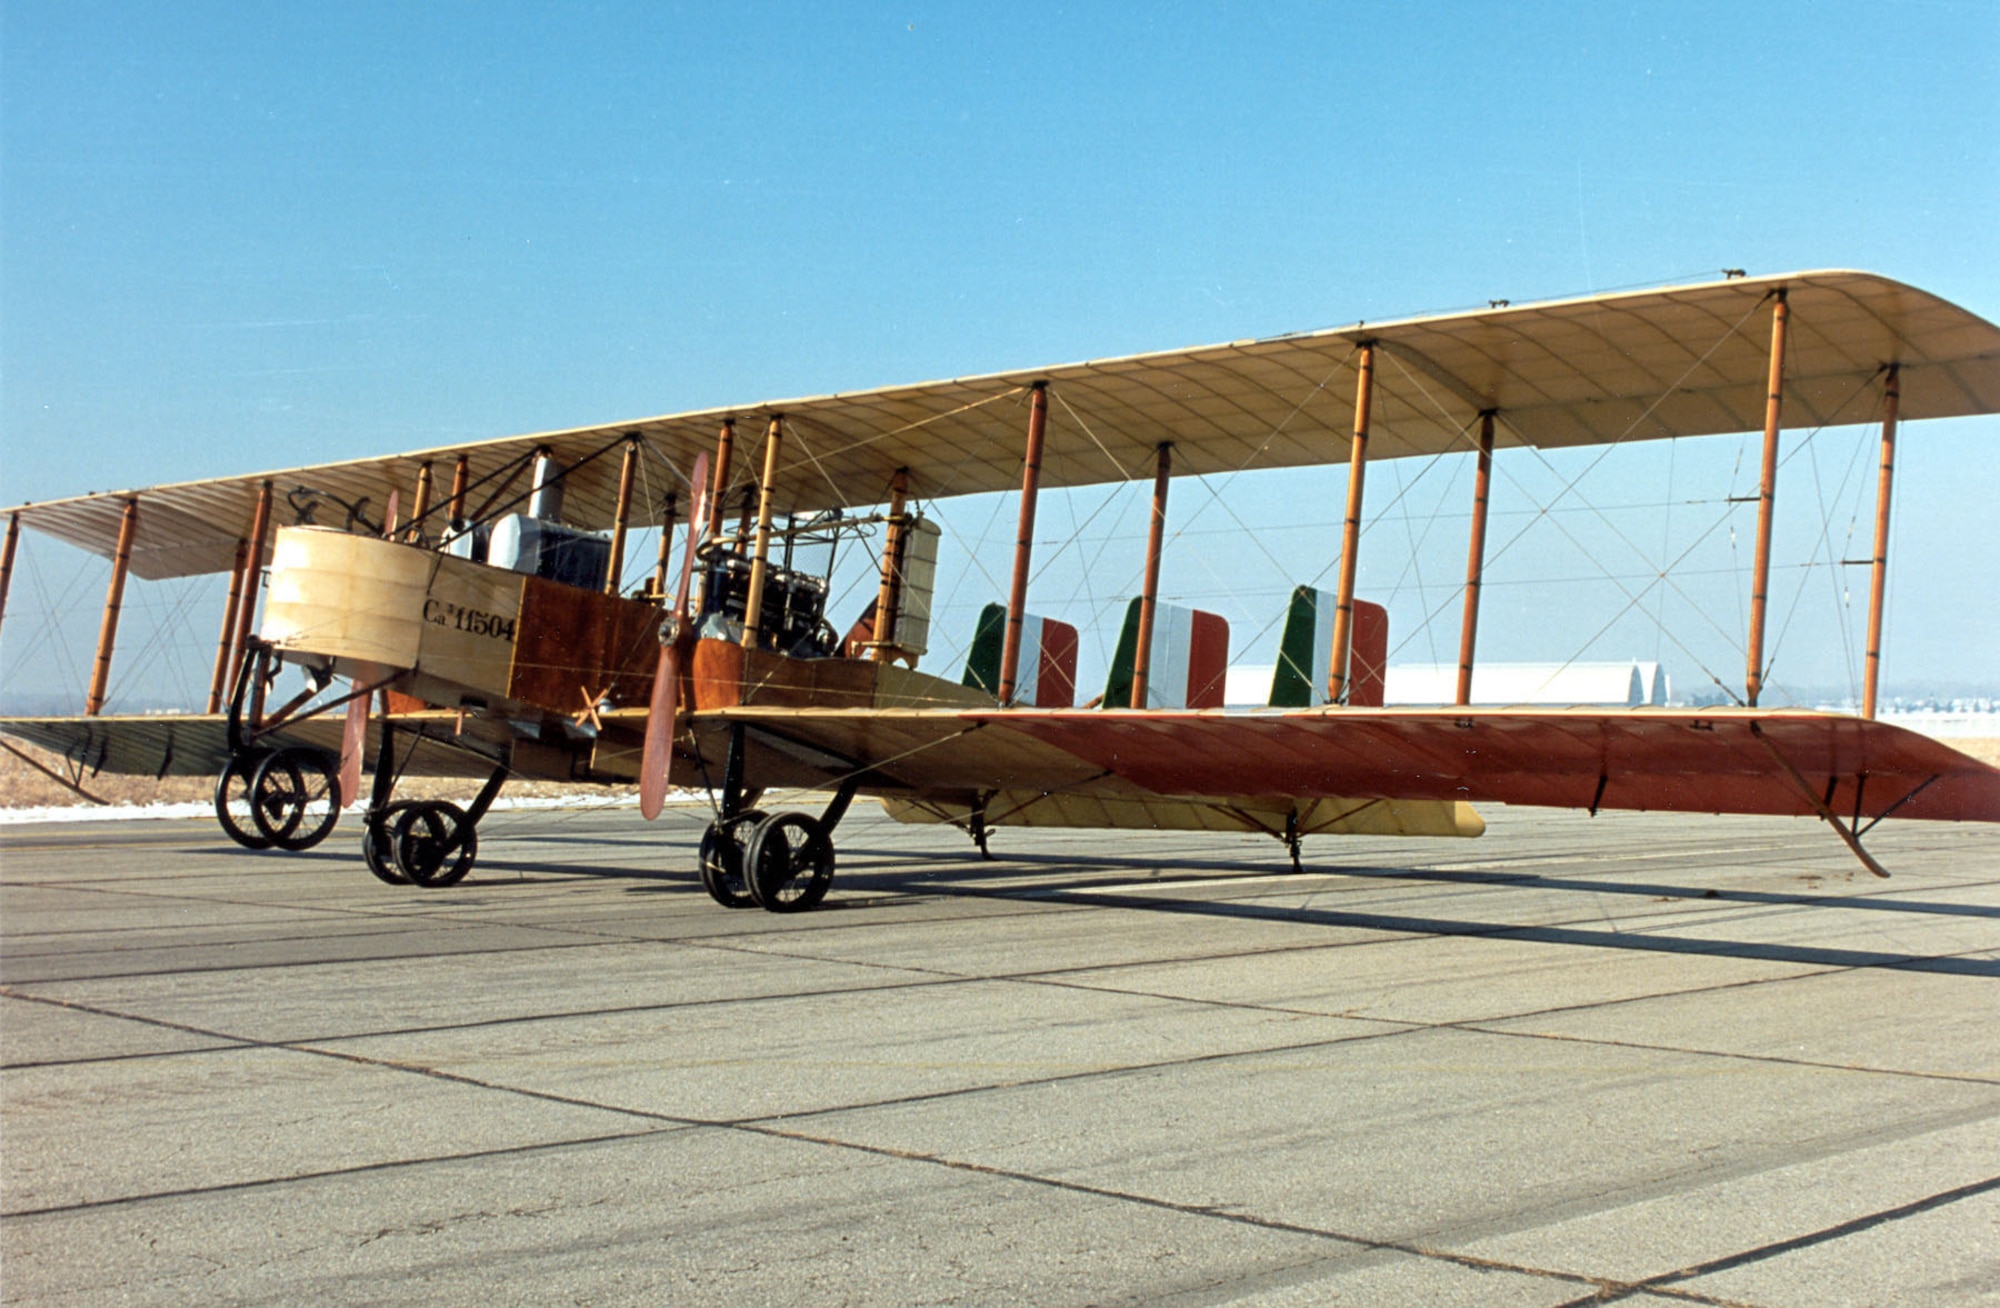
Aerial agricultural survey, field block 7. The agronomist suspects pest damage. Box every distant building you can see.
[1225,660,1671,709]
[1386,661,1669,707]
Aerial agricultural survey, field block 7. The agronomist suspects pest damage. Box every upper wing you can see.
[12,270,1999,579]
[693,705,2000,826]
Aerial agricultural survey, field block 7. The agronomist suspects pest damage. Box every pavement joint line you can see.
[4,992,1944,1308]
[1449,1017,2000,1088]
[1629,1171,2000,1295]
[0,873,678,939]
[0,969,976,1062]
[0,1128,674,1221]
[0,935,630,987]
[14,897,1988,1074]
[985,963,2000,1090]
[36,1010,1713,1308]
[721,1119,1756,1308]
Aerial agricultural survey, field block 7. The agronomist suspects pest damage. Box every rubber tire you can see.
[744,812,835,913]
[394,801,477,888]
[362,801,418,885]
[249,749,342,851]
[697,810,766,908]
[213,753,274,850]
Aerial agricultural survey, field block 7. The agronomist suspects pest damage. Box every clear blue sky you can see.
[3,2,1996,708]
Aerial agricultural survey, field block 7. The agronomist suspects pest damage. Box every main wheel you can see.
[393,801,478,888]
[362,801,418,885]
[249,750,342,851]
[743,812,835,913]
[697,810,766,908]
[213,752,274,850]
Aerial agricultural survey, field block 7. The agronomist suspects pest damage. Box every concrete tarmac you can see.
[2,802,1997,1306]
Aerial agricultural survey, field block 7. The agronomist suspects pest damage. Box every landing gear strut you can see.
[214,645,344,853]
[695,723,864,913]
[359,722,508,888]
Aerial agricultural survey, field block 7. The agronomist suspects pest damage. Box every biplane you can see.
[3,270,1997,909]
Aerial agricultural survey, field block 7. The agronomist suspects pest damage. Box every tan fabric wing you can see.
[13,270,1997,578]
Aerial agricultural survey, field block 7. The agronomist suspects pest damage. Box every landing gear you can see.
[214,751,274,850]
[1283,808,1304,873]
[358,723,507,889]
[362,800,418,885]
[696,723,863,913]
[248,749,342,851]
[698,810,765,908]
[969,795,993,861]
[391,801,479,887]
[743,812,835,912]
[213,641,344,854]
[213,747,342,852]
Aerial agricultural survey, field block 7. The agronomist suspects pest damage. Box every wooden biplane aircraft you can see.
[3,270,1998,909]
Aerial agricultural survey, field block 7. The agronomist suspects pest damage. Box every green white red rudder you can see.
[1268,585,1386,708]
[1104,597,1229,709]
[962,603,1080,707]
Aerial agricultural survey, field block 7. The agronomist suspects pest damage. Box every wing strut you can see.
[1455,410,1497,705]
[999,382,1049,705]
[1862,366,1900,719]
[1329,344,1375,703]
[85,499,139,716]
[1129,443,1173,707]
[0,511,19,643]
[1746,291,1789,706]
[1748,722,1890,878]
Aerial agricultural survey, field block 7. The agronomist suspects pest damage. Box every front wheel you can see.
[213,752,274,850]
[362,801,418,885]
[249,750,342,851]
[744,812,835,913]
[394,801,478,888]
[698,810,765,908]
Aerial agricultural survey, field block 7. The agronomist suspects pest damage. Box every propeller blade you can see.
[339,685,369,809]
[639,454,710,821]
[639,643,680,820]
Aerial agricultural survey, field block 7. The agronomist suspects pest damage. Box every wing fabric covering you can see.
[695,706,2000,826]
[14,271,2000,579]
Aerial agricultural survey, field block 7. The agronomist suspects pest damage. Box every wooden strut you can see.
[1455,411,1497,706]
[1863,366,1900,720]
[227,481,275,700]
[740,417,785,648]
[711,418,736,513]
[1130,443,1172,708]
[206,539,250,714]
[408,461,434,543]
[689,419,734,611]
[870,468,911,660]
[1749,722,1891,878]
[0,510,19,643]
[998,383,1049,706]
[85,499,141,716]
[1328,345,1375,704]
[448,455,470,526]
[605,436,641,595]
[1746,290,1789,707]
[653,491,678,599]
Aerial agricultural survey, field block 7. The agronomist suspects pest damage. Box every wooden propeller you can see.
[640,453,708,820]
